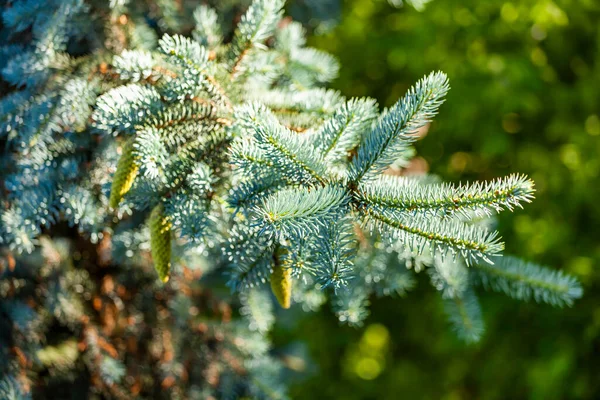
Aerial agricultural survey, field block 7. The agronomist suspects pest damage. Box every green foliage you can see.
[313,97,378,165]
[0,0,588,398]
[256,186,349,240]
[350,71,449,181]
[358,173,535,218]
[193,5,223,49]
[312,217,356,289]
[472,256,583,307]
[227,0,285,76]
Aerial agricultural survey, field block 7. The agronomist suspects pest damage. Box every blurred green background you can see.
[286,0,600,398]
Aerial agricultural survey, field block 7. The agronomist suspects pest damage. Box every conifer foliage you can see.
[0,0,583,397]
